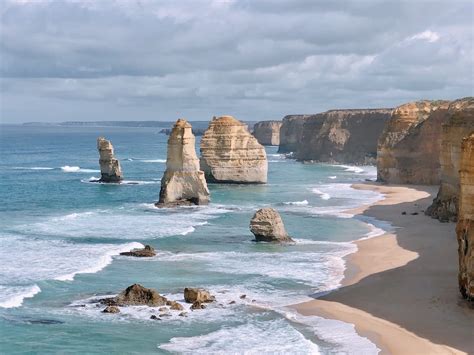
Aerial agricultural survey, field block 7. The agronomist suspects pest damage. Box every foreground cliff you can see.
[426,97,474,221]
[200,116,267,184]
[253,120,282,146]
[278,115,309,153]
[377,100,450,184]
[295,109,391,164]
[456,133,474,302]
[157,119,209,206]
[97,137,123,183]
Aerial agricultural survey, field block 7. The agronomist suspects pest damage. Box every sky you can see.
[0,0,473,123]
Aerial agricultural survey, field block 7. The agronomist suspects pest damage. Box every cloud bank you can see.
[1,0,472,122]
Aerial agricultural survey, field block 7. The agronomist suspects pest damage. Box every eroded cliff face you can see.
[295,109,391,164]
[157,119,209,206]
[278,115,309,153]
[456,133,474,301]
[253,120,282,146]
[97,137,123,183]
[200,115,267,184]
[377,100,450,184]
[426,98,474,221]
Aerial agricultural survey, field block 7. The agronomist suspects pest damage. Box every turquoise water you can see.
[0,125,385,354]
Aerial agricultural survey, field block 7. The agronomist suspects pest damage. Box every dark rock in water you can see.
[228,300,236,305]
[190,301,206,310]
[411,212,419,215]
[402,211,407,215]
[24,318,65,325]
[184,288,215,303]
[178,312,188,317]
[102,306,120,313]
[239,294,247,299]
[120,245,156,257]
[101,284,167,307]
[150,315,160,320]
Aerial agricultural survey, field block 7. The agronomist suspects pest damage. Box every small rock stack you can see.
[249,208,293,243]
[97,137,123,183]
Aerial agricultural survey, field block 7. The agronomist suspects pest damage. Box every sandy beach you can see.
[293,183,474,354]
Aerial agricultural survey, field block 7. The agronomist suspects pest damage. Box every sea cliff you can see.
[253,121,282,146]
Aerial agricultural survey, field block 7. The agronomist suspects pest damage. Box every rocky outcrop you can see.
[253,120,282,146]
[426,98,474,222]
[295,109,391,164]
[157,119,210,206]
[456,133,474,301]
[102,306,120,313]
[200,116,267,184]
[97,137,123,183]
[377,100,451,184]
[250,208,293,242]
[184,288,215,303]
[100,284,167,307]
[278,115,309,153]
[120,245,156,257]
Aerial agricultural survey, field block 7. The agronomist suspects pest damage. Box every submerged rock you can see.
[426,97,474,222]
[250,208,293,242]
[200,116,268,184]
[156,119,210,207]
[456,133,474,302]
[377,100,450,184]
[253,120,282,146]
[97,137,123,183]
[102,306,120,314]
[190,301,206,310]
[184,288,215,303]
[166,300,184,311]
[101,284,167,307]
[120,245,156,257]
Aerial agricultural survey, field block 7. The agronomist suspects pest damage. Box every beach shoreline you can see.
[292,183,474,354]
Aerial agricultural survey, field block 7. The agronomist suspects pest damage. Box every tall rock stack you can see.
[278,115,309,153]
[426,97,474,222]
[97,137,123,183]
[200,115,268,184]
[377,100,450,184]
[157,119,209,206]
[295,109,391,164]
[253,120,282,146]
[456,133,474,302]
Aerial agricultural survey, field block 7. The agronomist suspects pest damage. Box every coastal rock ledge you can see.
[456,133,474,302]
[97,137,123,183]
[250,208,293,242]
[200,115,268,184]
[157,119,210,207]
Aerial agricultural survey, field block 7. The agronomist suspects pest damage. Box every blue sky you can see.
[1,0,473,123]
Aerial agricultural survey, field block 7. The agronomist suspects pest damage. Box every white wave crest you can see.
[312,188,331,200]
[0,285,41,309]
[283,200,309,206]
[61,166,100,173]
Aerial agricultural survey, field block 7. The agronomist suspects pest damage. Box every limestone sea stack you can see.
[456,133,474,302]
[249,208,293,242]
[278,115,309,153]
[157,119,210,207]
[295,109,391,164]
[377,100,450,184]
[200,116,267,184]
[253,120,282,146]
[426,97,474,222]
[97,137,123,183]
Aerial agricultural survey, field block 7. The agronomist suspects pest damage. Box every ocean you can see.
[0,125,389,354]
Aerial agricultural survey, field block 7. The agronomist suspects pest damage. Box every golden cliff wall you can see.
[377,100,450,184]
[426,98,474,221]
[456,132,474,301]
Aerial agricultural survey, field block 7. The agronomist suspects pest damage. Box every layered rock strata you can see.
[278,115,309,153]
[295,109,391,164]
[249,208,293,242]
[97,137,123,182]
[377,100,451,184]
[200,116,267,184]
[456,133,474,301]
[157,119,209,207]
[252,120,282,146]
[426,98,474,221]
